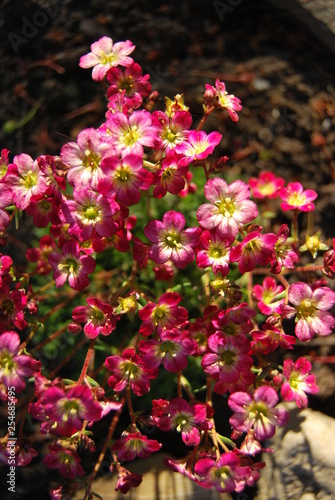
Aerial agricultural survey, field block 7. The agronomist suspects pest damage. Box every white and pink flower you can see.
[281,282,335,341]
[144,210,201,268]
[197,178,258,240]
[79,36,135,81]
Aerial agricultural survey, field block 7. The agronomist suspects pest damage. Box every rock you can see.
[256,406,335,500]
[266,0,335,53]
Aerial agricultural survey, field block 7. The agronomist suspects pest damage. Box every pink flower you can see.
[248,171,285,199]
[0,185,12,231]
[251,323,296,355]
[0,284,27,331]
[105,347,158,396]
[152,110,193,153]
[98,154,153,206]
[112,466,142,494]
[43,442,85,479]
[204,79,242,122]
[111,431,161,462]
[138,292,188,336]
[6,153,47,210]
[49,240,96,290]
[25,195,62,228]
[281,282,335,341]
[41,385,103,436]
[194,452,247,492]
[100,110,158,156]
[197,178,258,240]
[174,130,222,166]
[152,152,188,198]
[270,224,299,274]
[61,128,115,189]
[201,332,253,384]
[281,357,319,408]
[155,398,211,446]
[0,253,12,286]
[138,328,197,372]
[279,182,317,212]
[72,297,119,339]
[323,237,335,278]
[196,229,232,275]
[252,277,285,315]
[106,62,151,109]
[228,386,289,440]
[144,210,201,268]
[79,37,135,81]
[230,230,277,273]
[26,235,57,275]
[0,148,10,182]
[60,188,120,242]
[0,331,40,393]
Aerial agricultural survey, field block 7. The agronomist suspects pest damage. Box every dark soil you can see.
[1,0,335,498]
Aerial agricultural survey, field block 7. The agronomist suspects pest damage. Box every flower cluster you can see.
[0,36,333,499]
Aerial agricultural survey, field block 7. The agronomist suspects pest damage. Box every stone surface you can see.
[266,0,335,52]
[256,406,335,500]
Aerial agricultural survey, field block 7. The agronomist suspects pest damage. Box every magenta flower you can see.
[41,385,103,436]
[101,110,158,156]
[0,284,27,331]
[174,130,222,166]
[152,152,188,198]
[0,148,10,181]
[26,235,57,275]
[196,229,232,275]
[248,171,285,199]
[61,128,115,190]
[112,465,142,494]
[194,452,247,493]
[281,282,335,341]
[281,357,319,408]
[204,79,242,122]
[72,297,118,339]
[5,153,47,210]
[25,195,62,228]
[138,292,188,336]
[112,466,142,494]
[106,62,151,109]
[43,442,85,479]
[49,240,96,291]
[228,386,289,440]
[251,323,296,355]
[152,110,193,153]
[138,328,197,372]
[201,332,253,384]
[105,347,158,396]
[79,36,135,81]
[0,253,12,286]
[197,178,258,240]
[111,431,161,462]
[0,331,40,393]
[144,210,201,268]
[98,154,153,206]
[252,277,285,315]
[60,188,120,242]
[0,185,12,231]
[279,182,317,212]
[155,398,211,446]
[230,230,277,273]
[270,224,299,274]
